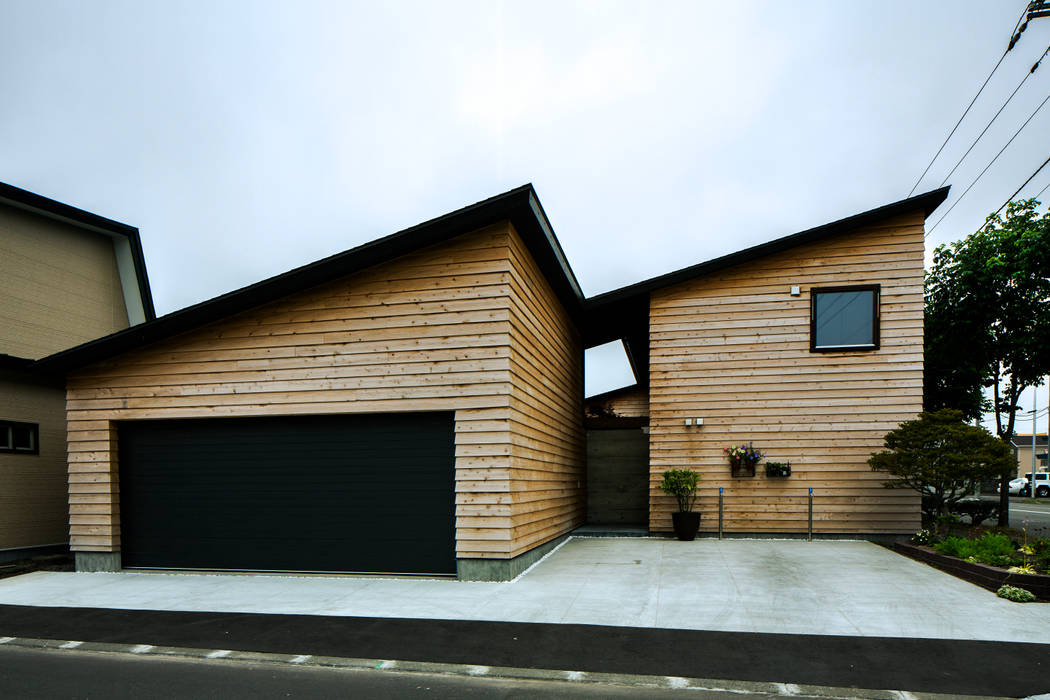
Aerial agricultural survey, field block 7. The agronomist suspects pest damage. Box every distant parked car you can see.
[997,477,1028,496]
[1021,472,1050,498]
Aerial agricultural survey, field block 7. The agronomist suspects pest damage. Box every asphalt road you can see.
[0,646,780,700]
[981,495,1050,533]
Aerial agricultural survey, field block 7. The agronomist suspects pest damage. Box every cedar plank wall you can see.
[505,228,585,556]
[585,387,649,418]
[66,223,583,560]
[648,210,924,534]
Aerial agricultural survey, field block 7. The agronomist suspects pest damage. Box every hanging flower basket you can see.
[724,443,762,478]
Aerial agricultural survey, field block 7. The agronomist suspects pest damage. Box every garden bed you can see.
[893,541,1050,600]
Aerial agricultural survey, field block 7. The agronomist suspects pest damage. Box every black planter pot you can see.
[671,511,701,541]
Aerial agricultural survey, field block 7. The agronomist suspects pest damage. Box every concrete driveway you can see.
[1,538,1048,643]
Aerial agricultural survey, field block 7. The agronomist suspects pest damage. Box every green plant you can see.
[933,533,1016,567]
[996,585,1037,603]
[765,461,791,477]
[911,529,938,545]
[868,409,1013,519]
[659,469,701,513]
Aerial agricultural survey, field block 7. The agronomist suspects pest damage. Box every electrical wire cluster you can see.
[912,2,1050,237]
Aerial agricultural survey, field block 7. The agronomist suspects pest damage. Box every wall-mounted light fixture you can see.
[790,285,801,296]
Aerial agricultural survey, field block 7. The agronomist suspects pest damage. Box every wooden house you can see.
[32,184,949,578]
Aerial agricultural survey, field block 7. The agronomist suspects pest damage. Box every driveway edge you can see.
[0,635,992,700]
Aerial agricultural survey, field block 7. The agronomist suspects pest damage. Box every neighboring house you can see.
[0,182,153,563]
[1011,434,1048,478]
[31,183,948,579]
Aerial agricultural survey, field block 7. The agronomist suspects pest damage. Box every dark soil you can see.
[0,554,74,581]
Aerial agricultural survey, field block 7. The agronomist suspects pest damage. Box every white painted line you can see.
[467,665,490,676]
[892,691,919,700]
[0,637,15,644]
[1012,509,1049,514]
[290,655,311,664]
[376,660,396,670]
[666,676,690,689]
[205,650,231,659]
[58,641,83,649]
[775,683,801,695]
[130,645,154,654]
[565,671,585,681]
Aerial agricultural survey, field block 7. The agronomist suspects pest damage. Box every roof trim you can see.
[582,186,950,347]
[584,383,642,403]
[31,184,584,374]
[0,181,156,321]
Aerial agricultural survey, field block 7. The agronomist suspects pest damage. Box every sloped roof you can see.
[581,186,950,348]
[0,181,155,322]
[32,184,582,373]
[29,183,949,377]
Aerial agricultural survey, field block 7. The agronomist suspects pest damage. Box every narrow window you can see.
[810,285,879,352]
[0,421,39,454]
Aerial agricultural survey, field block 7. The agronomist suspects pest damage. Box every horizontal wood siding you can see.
[648,211,925,534]
[585,387,649,418]
[505,227,585,556]
[67,225,522,558]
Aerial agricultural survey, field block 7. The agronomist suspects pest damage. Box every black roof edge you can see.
[582,186,950,347]
[0,181,156,321]
[30,183,585,375]
[0,353,34,370]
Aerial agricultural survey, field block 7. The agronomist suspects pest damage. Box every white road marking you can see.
[0,637,14,644]
[565,671,585,681]
[774,683,801,695]
[290,655,311,664]
[467,665,489,676]
[130,645,154,654]
[666,677,690,689]
[58,641,83,649]
[376,660,396,670]
[205,650,231,658]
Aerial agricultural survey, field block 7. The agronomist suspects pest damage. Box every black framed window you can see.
[810,285,879,352]
[0,420,39,454]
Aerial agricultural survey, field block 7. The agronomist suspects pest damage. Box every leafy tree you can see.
[923,198,1050,524]
[869,409,1013,520]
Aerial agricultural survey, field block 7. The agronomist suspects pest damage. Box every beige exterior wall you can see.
[65,223,585,561]
[648,210,926,535]
[0,375,68,550]
[0,203,129,360]
[1014,441,1048,478]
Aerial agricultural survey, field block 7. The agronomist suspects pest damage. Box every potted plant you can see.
[765,461,791,477]
[659,469,702,541]
[724,443,763,477]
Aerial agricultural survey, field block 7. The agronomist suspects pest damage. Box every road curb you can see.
[0,634,992,699]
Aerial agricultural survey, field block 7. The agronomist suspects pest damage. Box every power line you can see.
[1035,179,1050,201]
[938,45,1050,188]
[985,153,1050,222]
[926,91,1050,237]
[908,3,1032,197]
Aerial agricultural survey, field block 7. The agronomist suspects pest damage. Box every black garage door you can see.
[118,412,455,575]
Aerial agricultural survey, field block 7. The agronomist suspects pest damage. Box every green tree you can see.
[923,198,1050,524]
[869,410,1013,519]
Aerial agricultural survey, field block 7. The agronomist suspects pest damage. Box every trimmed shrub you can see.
[997,585,1037,603]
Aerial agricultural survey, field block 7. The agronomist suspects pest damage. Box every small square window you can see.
[810,285,879,352]
[0,421,39,454]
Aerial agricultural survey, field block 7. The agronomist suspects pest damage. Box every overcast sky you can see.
[3,1,1049,418]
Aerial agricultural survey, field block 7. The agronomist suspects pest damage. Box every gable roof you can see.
[582,186,950,350]
[0,181,156,323]
[32,184,583,374]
